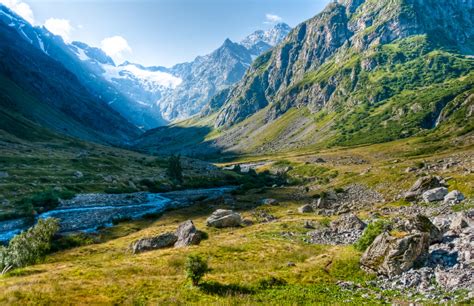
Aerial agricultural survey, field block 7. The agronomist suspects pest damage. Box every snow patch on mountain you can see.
[101,64,182,90]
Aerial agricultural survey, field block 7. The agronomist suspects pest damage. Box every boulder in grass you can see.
[174,220,201,248]
[131,232,177,254]
[206,209,241,228]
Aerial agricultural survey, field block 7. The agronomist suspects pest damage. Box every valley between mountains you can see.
[0,0,473,304]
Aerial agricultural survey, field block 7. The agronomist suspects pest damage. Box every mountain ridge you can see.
[136,0,474,156]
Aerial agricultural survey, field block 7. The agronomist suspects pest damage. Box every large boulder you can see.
[206,209,241,228]
[174,220,201,248]
[360,231,430,276]
[130,232,178,254]
[422,187,448,203]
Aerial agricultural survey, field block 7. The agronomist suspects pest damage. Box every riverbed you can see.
[0,187,234,243]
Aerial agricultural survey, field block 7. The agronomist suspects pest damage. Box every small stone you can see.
[0,171,9,178]
[73,171,84,178]
[450,213,470,232]
[260,198,279,205]
[298,204,314,213]
[443,190,465,205]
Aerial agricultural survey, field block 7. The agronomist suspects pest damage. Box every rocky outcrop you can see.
[206,209,242,228]
[174,220,201,248]
[130,233,178,254]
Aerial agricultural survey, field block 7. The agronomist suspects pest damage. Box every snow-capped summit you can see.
[240,22,291,54]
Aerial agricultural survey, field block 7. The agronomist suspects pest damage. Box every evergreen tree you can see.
[167,155,183,183]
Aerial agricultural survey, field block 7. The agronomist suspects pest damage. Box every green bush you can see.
[1,218,59,274]
[354,220,392,252]
[185,254,210,286]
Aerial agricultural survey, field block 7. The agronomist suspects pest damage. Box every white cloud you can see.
[101,36,132,64]
[0,0,35,24]
[44,18,73,42]
[265,13,283,24]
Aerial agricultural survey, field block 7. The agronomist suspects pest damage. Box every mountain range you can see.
[69,23,291,128]
[137,0,474,156]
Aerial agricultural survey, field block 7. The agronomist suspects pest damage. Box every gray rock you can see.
[174,220,201,248]
[73,171,84,179]
[206,209,241,228]
[130,232,178,254]
[449,213,470,233]
[330,213,366,233]
[401,215,443,244]
[404,176,445,201]
[443,190,465,205]
[422,187,449,203]
[260,198,278,205]
[0,171,9,179]
[298,204,314,213]
[361,231,430,276]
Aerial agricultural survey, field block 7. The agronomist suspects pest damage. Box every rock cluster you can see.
[307,213,366,245]
[370,211,474,295]
[131,220,202,254]
[314,184,383,216]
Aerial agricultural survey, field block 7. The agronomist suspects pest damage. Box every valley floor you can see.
[0,136,473,304]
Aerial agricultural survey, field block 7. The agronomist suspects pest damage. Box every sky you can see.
[1,0,330,67]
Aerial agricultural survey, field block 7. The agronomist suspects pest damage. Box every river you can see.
[0,187,234,243]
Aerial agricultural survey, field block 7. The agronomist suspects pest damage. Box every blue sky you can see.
[2,0,330,67]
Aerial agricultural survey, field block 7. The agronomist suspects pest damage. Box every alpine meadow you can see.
[0,0,473,304]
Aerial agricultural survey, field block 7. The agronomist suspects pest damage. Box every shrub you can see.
[185,254,210,286]
[257,276,287,289]
[1,218,59,274]
[354,220,392,252]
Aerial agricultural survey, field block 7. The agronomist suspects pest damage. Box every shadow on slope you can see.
[134,125,232,160]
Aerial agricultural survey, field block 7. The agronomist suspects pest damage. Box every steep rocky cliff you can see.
[214,0,474,130]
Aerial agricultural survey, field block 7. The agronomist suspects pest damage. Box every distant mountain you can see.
[0,4,140,143]
[136,0,474,156]
[158,23,292,122]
